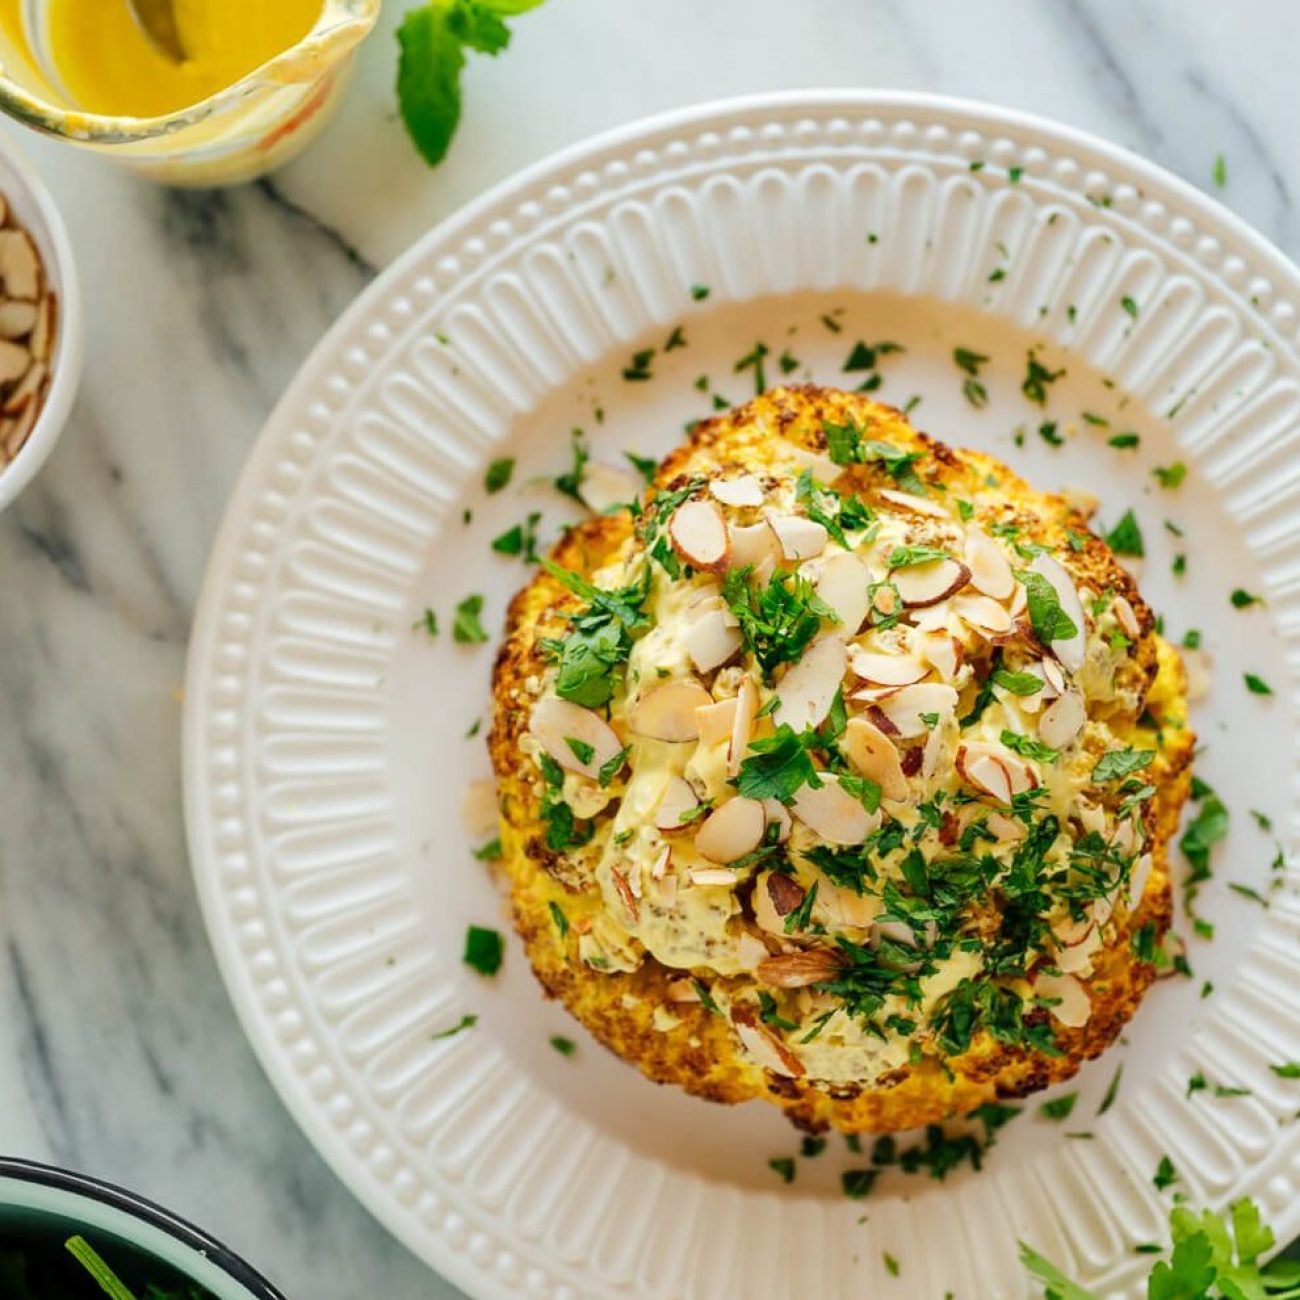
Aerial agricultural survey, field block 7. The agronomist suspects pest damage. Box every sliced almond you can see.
[1054,925,1104,975]
[689,867,738,887]
[729,520,781,570]
[848,649,929,687]
[0,338,29,385]
[530,696,624,778]
[814,551,872,634]
[666,977,700,1002]
[696,697,739,747]
[1128,852,1154,908]
[766,871,807,917]
[843,716,909,800]
[630,679,713,741]
[756,948,844,988]
[710,474,765,508]
[669,498,731,572]
[986,811,1026,843]
[579,460,642,514]
[1038,690,1086,750]
[1035,970,1091,1027]
[610,867,640,919]
[753,868,802,934]
[965,529,1015,599]
[953,592,1013,635]
[785,442,841,481]
[1040,657,1066,695]
[773,635,847,732]
[3,361,44,416]
[728,677,758,777]
[694,796,766,863]
[875,683,958,738]
[460,778,499,842]
[891,558,971,608]
[731,1005,804,1077]
[1113,594,1141,640]
[956,743,1014,804]
[654,776,701,831]
[1028,553,1086,671]
[766,511,828,561]
[789,775,879,844]
[0,300,36,339]
[684,607,743,674]
[0,229,40,300]
[29,292,53,362]
[918,634,963,683]
[878,487,946,517]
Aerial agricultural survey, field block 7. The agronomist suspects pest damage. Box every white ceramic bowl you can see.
[0,129,81,514]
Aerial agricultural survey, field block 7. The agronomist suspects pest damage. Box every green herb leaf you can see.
[485,457,515,493]
[736,724,823,803]
[396,5,468,168]
[453,593,490,643]
[993,669,1045,696]
[463,925,504,975]
[1104,509,1144,557]
[549,1034,577,1056]
[431,1013,478,1040]
[1039,1091,1079,1121]
[1091,748,1155,782]
[1153,462,1187,489]
[1020,570,1080,644]
[1244,672,1273,696]
[548,900,569,937]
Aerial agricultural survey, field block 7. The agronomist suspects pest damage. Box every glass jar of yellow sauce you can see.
[0,0,378,185]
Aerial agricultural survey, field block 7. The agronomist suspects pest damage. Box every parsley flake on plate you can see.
[453,593,489,643]
[463,925,503,976]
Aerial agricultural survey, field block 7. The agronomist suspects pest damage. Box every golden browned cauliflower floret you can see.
[489,386,1193,1133]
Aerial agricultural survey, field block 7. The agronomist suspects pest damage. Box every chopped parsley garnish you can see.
[548,901,569,937]
[689,283,710,301]
[734,341,769,395]
[1022,350,1064,406]
[549,1035,577,1056]
[663,325,686,352]
[994,669,1044,695]
[1001,730,1058,763]
[883,1253,900,1278]
[431,1013,478,1040]
[1108,432,1140,449]
[472,838,502,862]
[1270,1062,1300,1078]
[759,990,799,1032]
[888,543,950,568]
[539,560,651,708]
[463,925,503,976]
[484,457,514,494]
[1231,588,1264,609]
[622,348,655,382]
[564,736,595,765]
[1097,1064,1124,1115]
[1019,570,1079,644]
[1154,462,1187,489]
[491,511,542,561]
[1039,1092,1079,1121]
[1244,673,1273,696]
[1104,508,1144,557]
[795,470,875,548]
[723,566,835,679]
[1121,295,1139,319]
[778,347,800,375]
[538,753,595,852]
[953,347,989,408]
[625,450,657,484]
[1039,420,1064,447]
[597,745,629,787]
[1152,1155,1178,1191]
[1229,882,1269,907]
[1181,783,1229,911]
[841,1168,878,1199]
[453,594,489,643]
[552,427,590,503]
[1091,748,1155,782]
[692,979,720,1014]
[768,1156,796,1184]
[414,608,439,637]
[736,725,823,803]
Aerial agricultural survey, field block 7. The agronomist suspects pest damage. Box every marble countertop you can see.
[0,1,1296,1295]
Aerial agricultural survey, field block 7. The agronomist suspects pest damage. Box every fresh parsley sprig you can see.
[397,0,549,167]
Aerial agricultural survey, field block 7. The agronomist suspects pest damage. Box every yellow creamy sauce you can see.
[2,0,321,116]
[543,443,1145,1086]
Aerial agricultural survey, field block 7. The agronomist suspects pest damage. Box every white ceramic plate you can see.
[184,93,1300,1299]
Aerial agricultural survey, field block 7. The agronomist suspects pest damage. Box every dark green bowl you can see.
[0,1158,286,1299]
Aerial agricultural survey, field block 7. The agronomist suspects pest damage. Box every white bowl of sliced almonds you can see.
[0,134,80,514]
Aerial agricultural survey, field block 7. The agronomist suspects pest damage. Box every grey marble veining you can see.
[0,2,1295,1296]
